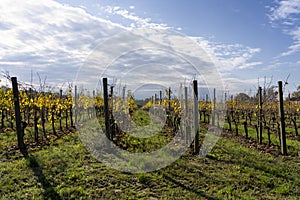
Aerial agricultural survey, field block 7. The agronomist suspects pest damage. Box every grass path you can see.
[1,128,300,199]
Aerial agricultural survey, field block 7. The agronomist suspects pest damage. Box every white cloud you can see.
[281,43,300,56]
[129,6,135,10]
[101,5,263,74]
[222,77,258,93]
[0,0,124,86]
[0,0,263,93]
[280,27,300,56]
[103,6,169,29]
[269,0,300,56]
[191,37,262,71]
[269,0,300,23]
[76,29,224,93]
[239,61,263,69]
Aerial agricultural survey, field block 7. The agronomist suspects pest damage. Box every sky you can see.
[0,0,300,98]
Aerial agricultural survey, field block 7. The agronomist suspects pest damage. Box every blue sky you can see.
[0,0,300,97]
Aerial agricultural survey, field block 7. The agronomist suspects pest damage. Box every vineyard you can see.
[0,77,300,199]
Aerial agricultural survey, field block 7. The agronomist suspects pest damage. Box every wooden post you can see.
[110,86,114,114]
[69,88,74,128]
[204,94,208,124]
[59,89,63,131]
[65,107,68,129]
[168,87,171,112]
[110,85,114,138]
[193,80,199,154]
[160,90,162,104]
[184,87,190,145]
[122,86,126,101]
[278,81,287,155]
[51,105,56,135]
[212,88,216,126]
[74,85,78,125]
[27,88,32,125]
[103,78,110,140]
[33,103,39,142]
[258,87,263,144]
[243,121,248,139]
[11,77,28,157]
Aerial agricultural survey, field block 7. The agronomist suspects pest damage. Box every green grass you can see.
[1,128,300,199]
[133,110,151,126]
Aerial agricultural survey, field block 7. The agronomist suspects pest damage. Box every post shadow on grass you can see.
[205,147,296,182]
[159,172,220,200]
[26,156,61,200]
